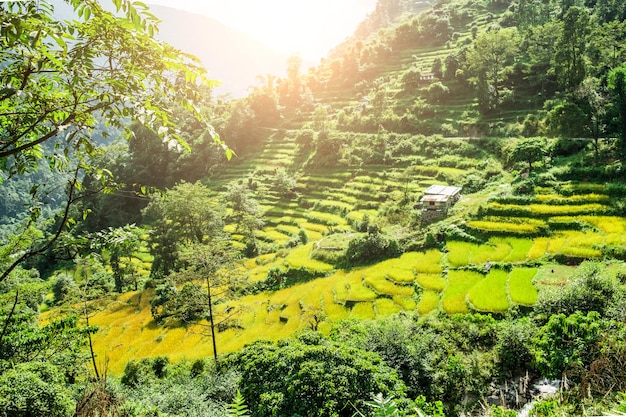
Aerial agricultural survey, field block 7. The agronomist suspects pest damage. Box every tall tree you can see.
[608,65,626,157]
[554,6,590,91]
[466,27,520,112]
[225,181,263,256]
[143,181,225,278]
[509,137,547,173]
[150,240,242,369]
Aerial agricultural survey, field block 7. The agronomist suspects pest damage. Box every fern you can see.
[227,390,250,417]
[365,393,400,417]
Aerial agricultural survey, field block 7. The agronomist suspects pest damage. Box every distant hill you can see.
[148,5,309,98]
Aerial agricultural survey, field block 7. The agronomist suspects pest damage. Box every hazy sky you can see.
[147,0,377,61]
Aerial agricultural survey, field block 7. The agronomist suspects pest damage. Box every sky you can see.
[146,0,377,61]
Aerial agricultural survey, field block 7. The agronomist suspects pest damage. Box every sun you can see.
[146,0,375,61]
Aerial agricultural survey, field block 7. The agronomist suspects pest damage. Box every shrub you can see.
[344,227,401,266]
[534,311,603,380]
[533,262,618,319]
[495,319,537,377]
[228,332,406,417]
[0,362,75,417]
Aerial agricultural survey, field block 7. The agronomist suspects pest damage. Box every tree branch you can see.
[0,100,113,158]
[0,288,19,355]
[0,167,80,283]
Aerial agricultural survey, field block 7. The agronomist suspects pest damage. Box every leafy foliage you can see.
[0,362,75,417]
[345,226,401,266]
[228,331,405,417]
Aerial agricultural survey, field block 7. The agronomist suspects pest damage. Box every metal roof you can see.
[423,185,462,197]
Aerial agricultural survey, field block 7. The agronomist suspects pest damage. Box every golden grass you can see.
[580,216,626,234]
[559,246,602,258]
[467,219,545,234]
[263,228,292,244]
[346,209,379,222]
[470,241,512,264]
[528,238,550,260]
[374,298,403,317]
[364,274,414,297]
[468,269,509,312]
[535,193,609,204]
[304,210,347,226]
[416,273,446,291]
[284,243,334,271]
[417,290,440,314]
[393,295,417,311]
[446,240,513,266]
[489,202,608,216]
[496,237,533,262]
[332,270,377,302]
[509,268,538,306]
[441,270,483,314]
[275,224,301,236]
[445,241,473,266]
[298,221,332,233]
[359,257,416,284]
[404,250,443,274]
[350,302,376,320]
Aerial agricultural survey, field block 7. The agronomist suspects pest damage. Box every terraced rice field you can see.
[89,129,623,374]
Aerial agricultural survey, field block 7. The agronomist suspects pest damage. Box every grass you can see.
[364,273,415,297]
[406,250,443,274]
[417,290,440,314]
[350,302,376,319]
[361,257,416,284]
[468,269,509,312]
[393,295,417,311]
[283,243,334,271]
[509,268,538,306]
[489,202,608,216]
[441,270,484,314]
[467,218,546,234]
[416,273,446,291]
[375,298,403,316]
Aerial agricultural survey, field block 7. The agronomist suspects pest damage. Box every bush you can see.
[533,262,619,319]
[227,332,406,417]
[495,319,537,377]
[344,226,401,266]
[0,362,75,417]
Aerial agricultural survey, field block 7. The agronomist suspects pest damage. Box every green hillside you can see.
[4,0,626,416]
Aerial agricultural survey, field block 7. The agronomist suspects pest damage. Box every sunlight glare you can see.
[147,0,376,61]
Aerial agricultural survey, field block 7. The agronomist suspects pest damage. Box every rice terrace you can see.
[4,0,626,416]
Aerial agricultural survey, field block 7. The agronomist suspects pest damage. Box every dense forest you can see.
[3,0,626,416]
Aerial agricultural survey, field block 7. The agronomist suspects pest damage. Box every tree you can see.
[575,78,609,161]
[520,21,560,96]
[143,181,225,277]
[608,65,626,157]
[508,137,547,173]
[0,0,228,283]
[92,225,142,292]
[0,0,222,176]
[228,332,406,417]
[534,311,603,380]
[225,181,263,255]
[466,27,519,111]
[279,55,303,109]
[0,362,75,417]
[150,240,243,369]
[554,6,590,91]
